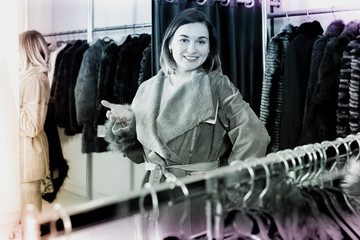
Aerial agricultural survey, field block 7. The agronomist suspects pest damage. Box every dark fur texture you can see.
[304,20,345,123]
[300,21,360,145]
[42,100,69,202]
[113,34,151,105]
[75,39,111,153]
[54,40,83,133]
[68,40,89,134]
[260,24,297,153]
[95,42,119,126]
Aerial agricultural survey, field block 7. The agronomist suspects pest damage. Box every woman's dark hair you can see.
[159,8,221,75]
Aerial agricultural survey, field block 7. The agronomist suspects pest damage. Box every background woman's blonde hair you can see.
[19,30,50,72]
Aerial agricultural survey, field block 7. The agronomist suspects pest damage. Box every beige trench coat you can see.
[19,68,50,183]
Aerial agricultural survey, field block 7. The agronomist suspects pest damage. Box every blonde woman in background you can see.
[18,30,53,222]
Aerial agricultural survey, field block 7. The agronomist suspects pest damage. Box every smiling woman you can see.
[102,8,269,237]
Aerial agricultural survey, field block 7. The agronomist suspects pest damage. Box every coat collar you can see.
[132,69,216,159]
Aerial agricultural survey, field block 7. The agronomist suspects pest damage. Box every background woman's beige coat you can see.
[19,68,50,183]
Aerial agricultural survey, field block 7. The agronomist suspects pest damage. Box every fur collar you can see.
[132,69,216,159]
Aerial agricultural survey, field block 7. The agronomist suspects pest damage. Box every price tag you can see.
[97,125,105,138]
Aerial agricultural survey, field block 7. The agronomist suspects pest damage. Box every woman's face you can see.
[169,22,210,75]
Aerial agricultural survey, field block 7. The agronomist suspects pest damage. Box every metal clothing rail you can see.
[43,23,152,38]
[37,133,360,237]
[267,4,360,19]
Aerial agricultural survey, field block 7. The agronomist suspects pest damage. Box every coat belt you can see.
[145,151,219,185]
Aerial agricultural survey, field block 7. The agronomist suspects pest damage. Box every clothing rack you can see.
[43,23,152,38]
[37,133,360,238]
[267,4,360,19]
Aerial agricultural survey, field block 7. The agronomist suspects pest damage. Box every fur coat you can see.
[54,40,88,135]
[138,42,152,86]
[259,23,297,153]
[75,39,111,153]
[300,21,360,145]
[303,20,345,124]
[113,34,151,105]
[279,20,324,150]
[336,36,360,137]
[95,41,119,127]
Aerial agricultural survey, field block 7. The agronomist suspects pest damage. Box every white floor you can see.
[0,189,87,240]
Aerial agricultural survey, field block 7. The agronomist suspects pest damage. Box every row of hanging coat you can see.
[260,16,360,153]
[36,133,360,240]
[48,33,151,153]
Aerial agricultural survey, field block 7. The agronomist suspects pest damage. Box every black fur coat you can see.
[299,21,360,145]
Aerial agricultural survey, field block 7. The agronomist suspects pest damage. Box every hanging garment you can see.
[50,43,72,97]
[279,20,324,150]
[94,41,120,127]
[42,98,69,202]
[75,39,112,153]
[349,38,360,135]
[336,38,356,138]
[299,21,360,145]
[259,23,297,153]
[303,20,345,125]
[54,40,87,136]
[48,41,67,87]
[68,40,89,134]
[337,36,360,137]
[138,42,152,86]
[113,34,151,105]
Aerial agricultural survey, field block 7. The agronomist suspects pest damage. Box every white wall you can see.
[27,0,151,200]
[0,1,21,225]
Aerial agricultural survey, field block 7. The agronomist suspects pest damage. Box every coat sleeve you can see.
[104,119,144,164]
[20,73,50,138]
[217,76,270,163]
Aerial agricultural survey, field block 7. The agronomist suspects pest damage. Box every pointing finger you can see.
[101,100,117,109]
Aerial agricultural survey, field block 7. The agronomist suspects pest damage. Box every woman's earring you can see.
[169,48,172,54]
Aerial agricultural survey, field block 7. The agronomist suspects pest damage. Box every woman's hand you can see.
[101,100,134,126]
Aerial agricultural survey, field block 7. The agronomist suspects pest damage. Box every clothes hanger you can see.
[283,148,308,186]
[296,143,353,239]
[345,134,360,161]
[164,177,190,240]
[321,138,359,217]
[225,161,261,240]
[306,9,313,22]
[102,27,112,43]
[220,0,230,7]
[138,183,160,240]
[249,159,282,240]
[294,145,314,187]
[233,162,262,240]
[304,144,323,186]
[196,0,207,6]
[331,6,337,20]
[312,140,360,239]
